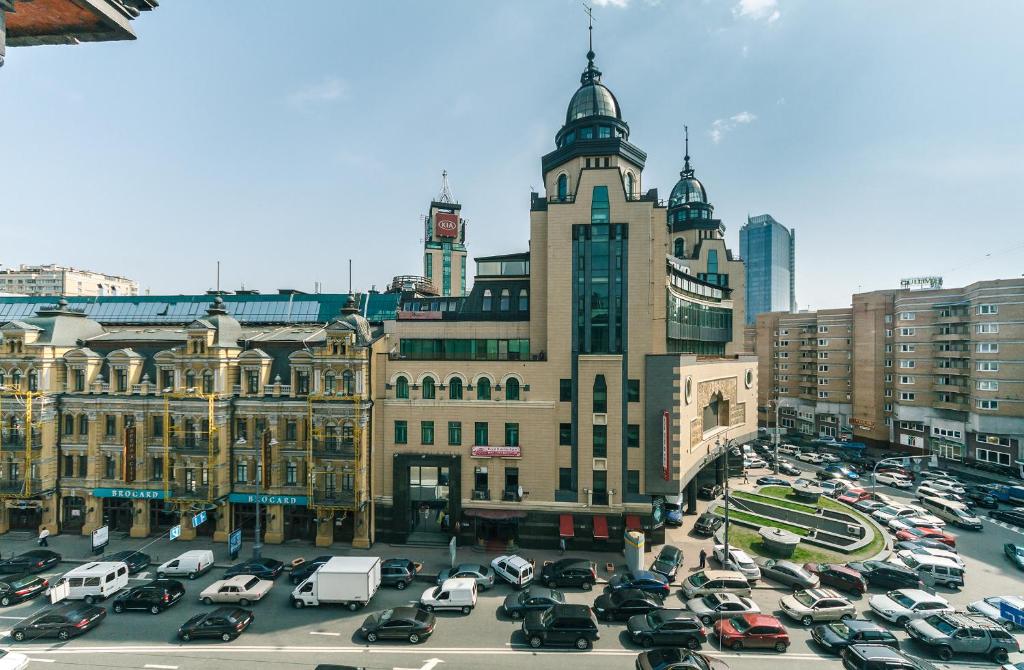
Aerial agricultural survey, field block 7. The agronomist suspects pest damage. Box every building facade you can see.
[740,214,795,324]
[373,48,757,551]
[752,278,1024,475]
[0,264,139,297]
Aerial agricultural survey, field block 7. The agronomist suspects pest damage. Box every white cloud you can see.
[709,111,758,143]
[741,44,750,58]
[733,0,780,23]
[287,77,348,107]
[592,0,630,6]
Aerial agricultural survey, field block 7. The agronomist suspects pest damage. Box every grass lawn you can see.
[712,508,808,536]
[721,526,846,564]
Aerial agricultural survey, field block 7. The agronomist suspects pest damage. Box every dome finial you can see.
[681,124,695,178]
[580,3,600,85]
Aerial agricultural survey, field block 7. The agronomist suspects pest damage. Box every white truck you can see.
[290,556,381,610]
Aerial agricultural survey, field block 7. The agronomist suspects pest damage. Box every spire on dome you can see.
[682,125,694,178]
[436,170,455,204]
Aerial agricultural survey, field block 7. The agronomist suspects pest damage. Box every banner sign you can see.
[92,488,166,500]
[471,445,522,458]
[91,525,109,552]
[434,212,459,238]
[1001,601,1024,628]
[228,528,242,560]
[662,411,671,481]
[169,524,182,541]
[123,425,138,484]
[192,510,207,528]
[226,492,309,506]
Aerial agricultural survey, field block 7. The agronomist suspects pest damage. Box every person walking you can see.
[38,528,50,547]
[742,470,749,484]
[698,548,707,569]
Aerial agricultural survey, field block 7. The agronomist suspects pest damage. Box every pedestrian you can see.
[38,528,50,547]
[742,470,749,484]
[559,537,567,555]
[698,548,706,569]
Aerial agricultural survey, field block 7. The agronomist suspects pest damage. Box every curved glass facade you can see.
[566,84,620,122]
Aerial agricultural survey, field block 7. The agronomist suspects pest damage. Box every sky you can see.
[2,0,1023,309]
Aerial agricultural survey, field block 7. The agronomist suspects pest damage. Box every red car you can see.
[876,466,914,481]
[895,526,956,548]
[837,488,870,505]
[713,614,790,652]
[803,563,867,595]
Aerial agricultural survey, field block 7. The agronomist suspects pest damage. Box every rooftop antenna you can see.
[681,125,694,177]
[583,2,594,53]
[216,260,220,293]
[437,170,455,204]
[348,259,352,295]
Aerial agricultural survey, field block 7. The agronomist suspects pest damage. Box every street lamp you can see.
[237,433,278,560]
[716,434,733,565]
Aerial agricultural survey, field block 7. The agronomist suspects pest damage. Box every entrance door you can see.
[9,506,41,531]
[408,466,449,537]
[103,499,133,532]
[62,497,85,533]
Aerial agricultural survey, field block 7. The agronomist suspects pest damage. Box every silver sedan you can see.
[685,592,760,625]
[754,558,820,590]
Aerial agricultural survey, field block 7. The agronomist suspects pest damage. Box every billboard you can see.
[91,525,109,553]
[471,445,521,458]
[434,212,459,238]
[123,425,137,483]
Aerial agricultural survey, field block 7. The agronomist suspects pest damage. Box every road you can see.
[1,461,1022,670]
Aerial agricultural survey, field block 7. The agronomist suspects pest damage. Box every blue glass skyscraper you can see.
[740,214,795,324]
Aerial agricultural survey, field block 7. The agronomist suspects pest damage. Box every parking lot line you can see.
[309,631,341,636]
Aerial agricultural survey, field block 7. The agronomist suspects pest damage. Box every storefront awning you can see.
[464,508,527,520]
[592,515,609,540]
[559,514,575,538]
[625,514,642,531]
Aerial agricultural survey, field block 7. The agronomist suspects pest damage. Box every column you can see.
[129,500,151,538]
[213,502,229,543]
[82,496,103,535]
[685,480,697,515]
[264,504,284,544]
[352,505,371,549]
[179,506,197,541]
[315,511,334,547]
[0,507,9,534]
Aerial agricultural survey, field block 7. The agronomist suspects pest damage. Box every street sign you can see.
[449,535,457,569]
[1000,601,1024,628]
[91,525,109,554]
[169,524,182,541]
[228,528,242,560]
[49,580,70,605]
[192,510,207,528]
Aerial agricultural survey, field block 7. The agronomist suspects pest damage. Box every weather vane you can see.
[583,2,595,52]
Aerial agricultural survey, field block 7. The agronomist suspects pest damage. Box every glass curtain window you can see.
[674,238,685,258]
[707,249,719,274]
[557,174,568,201]
[591,186,609,224]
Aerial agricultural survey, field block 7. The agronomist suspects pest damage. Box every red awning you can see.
[464,509,527,520]
[559,514,575,538]
[592,515,609,540]
[625,514,642,531]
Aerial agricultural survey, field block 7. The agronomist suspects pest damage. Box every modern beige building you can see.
[752,278,1024,474]
[0,264,138,297]
[372,48,756,551]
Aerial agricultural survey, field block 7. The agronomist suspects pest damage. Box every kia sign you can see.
[471,445,521,458]
[434,212,459,238]
[662,411,671,481]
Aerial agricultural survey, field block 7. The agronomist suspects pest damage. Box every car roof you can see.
[209,606,246,618]
[454,563,484,571]
[389,605,424,619]
[849,644,906,660]
[222,575,261,586]
[745,613,782,626]
[552,603,592,617]
[845,619,885,631]
[804,588,842,600]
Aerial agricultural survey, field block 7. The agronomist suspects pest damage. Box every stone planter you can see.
[791,482,822,504]
[759,527,801,558]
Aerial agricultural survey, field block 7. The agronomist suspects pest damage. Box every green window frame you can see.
[448,377,463,400]
[593,425,607,458]
[448,421,462,446]
[422,377,436,399]
[505,378,520,401]
[559,379,572,402]
[627,424,640,448]
[394,420,407,445]
[627,379,640,402]
[504,422,519,447]
[559,423,572,446]
[476,378,491,400]
[474,422,489,446]
[421,421,434,445]
[395,376,409,399]
[593,375,607,413]
[591,185,609,224]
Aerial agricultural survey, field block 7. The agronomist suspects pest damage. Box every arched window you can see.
[395,376,409,399]
[27,370,38,392]
[342,370,354,395]
[202,370,214,394]
[557,173,568,201]
[11,370,22,388]
[482,290,492,311]
[707,249,719,275]
[674,238,685,258]
[422,376,436,399]
[324,371,336,395]
[593,375,607,413]
[499,289,510,311]
[477,378,491,400]
[625,172,635,199]
[185,370,196,390]
[591,186,610,224]
[703,392,724,431]
[449,378,463,400]
[505,378,520,401]
[518,289,529,311]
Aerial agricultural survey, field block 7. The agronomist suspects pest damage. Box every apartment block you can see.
[0,264,138,297]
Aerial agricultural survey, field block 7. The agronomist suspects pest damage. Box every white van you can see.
[157,550,215,580]
[899,553,964,589]
[419,577,477,614]
[919,496,983,530]
[54,561,129,604]
[490,555,534,589]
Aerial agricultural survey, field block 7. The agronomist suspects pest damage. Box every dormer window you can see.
[296,371,310,395]
[324,371,336,395]
[246,369,259,395]
[161,369,174,391]
[482,290,492,312]
[114,369,127,393]
[500,289,510,311]
[73,369,85,392]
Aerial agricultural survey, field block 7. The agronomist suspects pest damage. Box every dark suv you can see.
[540,559,597,591]
[907,612,1019,663]
[841,644,938,670]
[112,579,185,614]
[381,558,420,590]
[627,610,706,649]
[522,603,600,649]
[847,561,922,589]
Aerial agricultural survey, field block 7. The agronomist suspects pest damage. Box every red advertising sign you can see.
[471,445,521,458]
[434,212,459,238]
[662,411,671,481]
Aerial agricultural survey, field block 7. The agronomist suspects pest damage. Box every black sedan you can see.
[11,603,106,641]
[359,606,435,644]
[503,586,564,619]
[756,476,790,486]
[811,619,900,655]
[178,607,253,642]
[224,558,284,580]
[105,550,152,574]
[779,461,802,476]
[592,588,664,621]
[627,610,706,650]
[289,556,332,584]
[990,509,1024,528]
[650,545,683,581]
[693,511,723,536]
[0,572,48,607]
[1005,544,1024,570]
[0,550,61,575]
[964,488,999,509]
[112,579,185,614]
[698,483,724,500]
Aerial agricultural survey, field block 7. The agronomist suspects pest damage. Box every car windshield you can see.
[902,556,921,569]
[689,572,709,587]
[985,597,1003,607]
[923,615,957,634]
[647,611,666,626]
[730,617,751,633]
[828,622,851,637]
[378,609,394,624]
[243,577,260,590]
[793,592,816,607]
[888,591,914,608]
[703,594,723,608]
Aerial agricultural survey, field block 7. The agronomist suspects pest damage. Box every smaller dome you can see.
[669,177,707,208]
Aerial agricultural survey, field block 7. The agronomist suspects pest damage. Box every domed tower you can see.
[667,128,723,261]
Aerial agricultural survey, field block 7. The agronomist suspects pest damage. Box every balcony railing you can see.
[932,383,967,393]
[935,314,968,324]
[934,400,969,412]
[312,489,356,508]
[934,350,970,358]
[0,479,42,495]
[471,488,490,501]
[311,444,356,460]
[935,332,969,341]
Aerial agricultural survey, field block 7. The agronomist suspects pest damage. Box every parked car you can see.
[868,589,952,625]
[380,558,421,590]
[490,555,534,589]
[756,476,789,487]
[681,569,752,599]
[894,539,957,553]
[754,559,819,590]
[804,563,867,595]
[593,588,665,621]
[872,505,919,524]
[224,558,284,581]
[177,606,253,642]
[200,575,273,606]
[907,612,1019,663]
[916,484,964,504]
[821,453,842,464]
[896,547,963,569]
[0,550,61,575]
[1005,544,1024,570]
[0,649,29,670]
[847,561,923,589]
[825,465,859,480]
[712,546,760,582]
[840,644,938,670]
[876,472,913,489]
[744,457,768,469]
[650,546,682,581]
[10,602,106,642]
[665,501,684,528]
[627,610,706,649]
[104,551,151,575]
[521,603,600,649]
[779,461,802,476]
[968,596,1024,631]
[608,569,670,597]
[0,573,48,607]
[798,452,824,464]
[437,563,494,590]
[686,592,760,625]
[838,488,871,505]
[925,479,966,495]
[964,487,999,509]
[894,526,956,548]
[853,500,887,514]
[990,509,1024,528]
[698,483,724,500]
[634,648,719,670]
[112,578,185,614]
[713,613,790,651]
[693,512,723,536]
[811,619,900,655]
[541,558,597,590]
[778,444,800,456]
[780,588,856,626]
[821,480,851,497]
[503,586,564,619]
[289,555,332,585]
[157,550,214,580]
[359,606,435,644]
